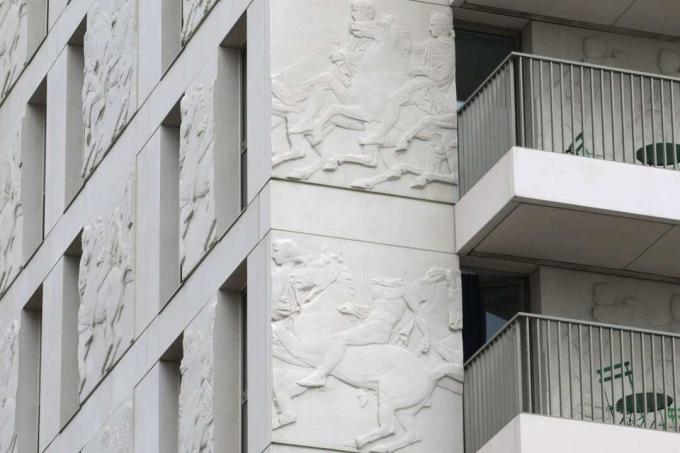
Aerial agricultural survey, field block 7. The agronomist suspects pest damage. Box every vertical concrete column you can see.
[45,45,83,233]
[134,361,180,453]
[138,0,181,103]
[135,127,180,337]
[39,255,79,451]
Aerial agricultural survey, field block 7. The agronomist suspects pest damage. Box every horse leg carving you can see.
[370,405,422,453]
[355,395,397,448]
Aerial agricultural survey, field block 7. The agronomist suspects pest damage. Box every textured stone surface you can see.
[178,300,216,453]
[0,321,18,453]
[181,0,218,44]
[271,233,462,452]
[82,0,137,179]
[78,176,135,400]
[0,119,23,297]
[270,0,458,202]
[179,80,217,278]
[0,0,26,101]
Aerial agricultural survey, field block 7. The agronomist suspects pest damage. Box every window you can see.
[462,270,528,361]
[455,26,519,108]
[240,289,247,453]
[240,44,248,210]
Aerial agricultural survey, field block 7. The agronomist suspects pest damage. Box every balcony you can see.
[465,313,680,453]
[455,53,680,279]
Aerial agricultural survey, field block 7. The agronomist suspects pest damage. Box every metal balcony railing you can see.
[464,313,680,453]
[458,53,680,195]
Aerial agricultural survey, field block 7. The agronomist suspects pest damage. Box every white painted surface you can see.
[479,413,680,453]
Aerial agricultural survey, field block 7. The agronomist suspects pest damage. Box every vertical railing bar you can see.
[609,70,616,162]
[547,319,553,416]
[620,329,626,424]
[579,66,586,156]
[672,81,678,170]
[662,335,668,431]
[673,337,678,432]
[549,62,555,152]
[599,327,605,423]
[518,56,525,146]
[525,316,533,413]
[539,61,545,151]
[619,73,625,163]
[569,65,576,159]
[589,325,595,422]
[609,328,615,425]
[651,77,658,167]
[515,321,524,415]
[578,323,584,420]
[631,331,636,425]
[537,318,544,415]
[510,58,517,148]
[557,321,564,417]
[600,69,606,160]
[559,62,566,152]
[590,68,596,158]
[661,80,667,169]
[652,334,658,429]
[641,76,648,166]
[642,333,648,428]
[568,322,574,419]
[630,74,636,165]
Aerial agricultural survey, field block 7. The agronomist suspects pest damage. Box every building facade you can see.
[0,0,679,452]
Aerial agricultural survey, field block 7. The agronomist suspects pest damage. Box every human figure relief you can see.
[271,239,462,452]
[0,124,22,296]
[181,0,217,44]
[0,322,18,453]
[178,303,216,453]
[0,0,25,100]
[81,0,136,179]
[179,82,217,276]
[78,180,134,399]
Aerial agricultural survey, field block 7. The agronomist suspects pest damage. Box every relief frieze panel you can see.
[271,0,458,203]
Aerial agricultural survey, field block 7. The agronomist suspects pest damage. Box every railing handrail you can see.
[464,312,680,368]
[458,51,680,113]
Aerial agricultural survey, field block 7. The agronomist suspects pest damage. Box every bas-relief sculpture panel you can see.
[78,177,135,401]
[0,120,23,297]
[0,322,18,453]
[271,0,459,203]
[0,0,26,101]
[179,81,217,278]
[82,399,133,453]
[181,0,218,44]
[178,300,216,453]
[271,233,463,452]
[82,0,136,179]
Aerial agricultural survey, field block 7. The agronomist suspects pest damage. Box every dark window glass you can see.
[455,28,516,106]
[462,272,528,361]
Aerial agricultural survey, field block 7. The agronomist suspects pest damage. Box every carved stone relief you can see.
[81,0,136,179]
[0,322,18,453]
[78,177,135,400]
[0,120,23,297]
[82,399,133,453]
[181,0,218,44]
[271,0,458,203]
[0,0,26,101]
[271,235,462,452]
[178,300,216,453]
[179,81,217,277]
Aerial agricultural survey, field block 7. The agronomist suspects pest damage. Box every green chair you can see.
[635,142,680,166]
[565,132,592,157]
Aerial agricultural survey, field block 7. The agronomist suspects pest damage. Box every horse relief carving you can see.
[179,81,217,277]
[0,0,26,101]
[78,177,134,400]
[178,301,216,453]
[0,321,18,453]
[181,0,218,44]
[0,121,23,297]
[271,0,458,202]
[271,238,463,452]
[81,0,136,179]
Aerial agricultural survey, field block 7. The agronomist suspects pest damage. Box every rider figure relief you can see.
[297,268,448,388]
